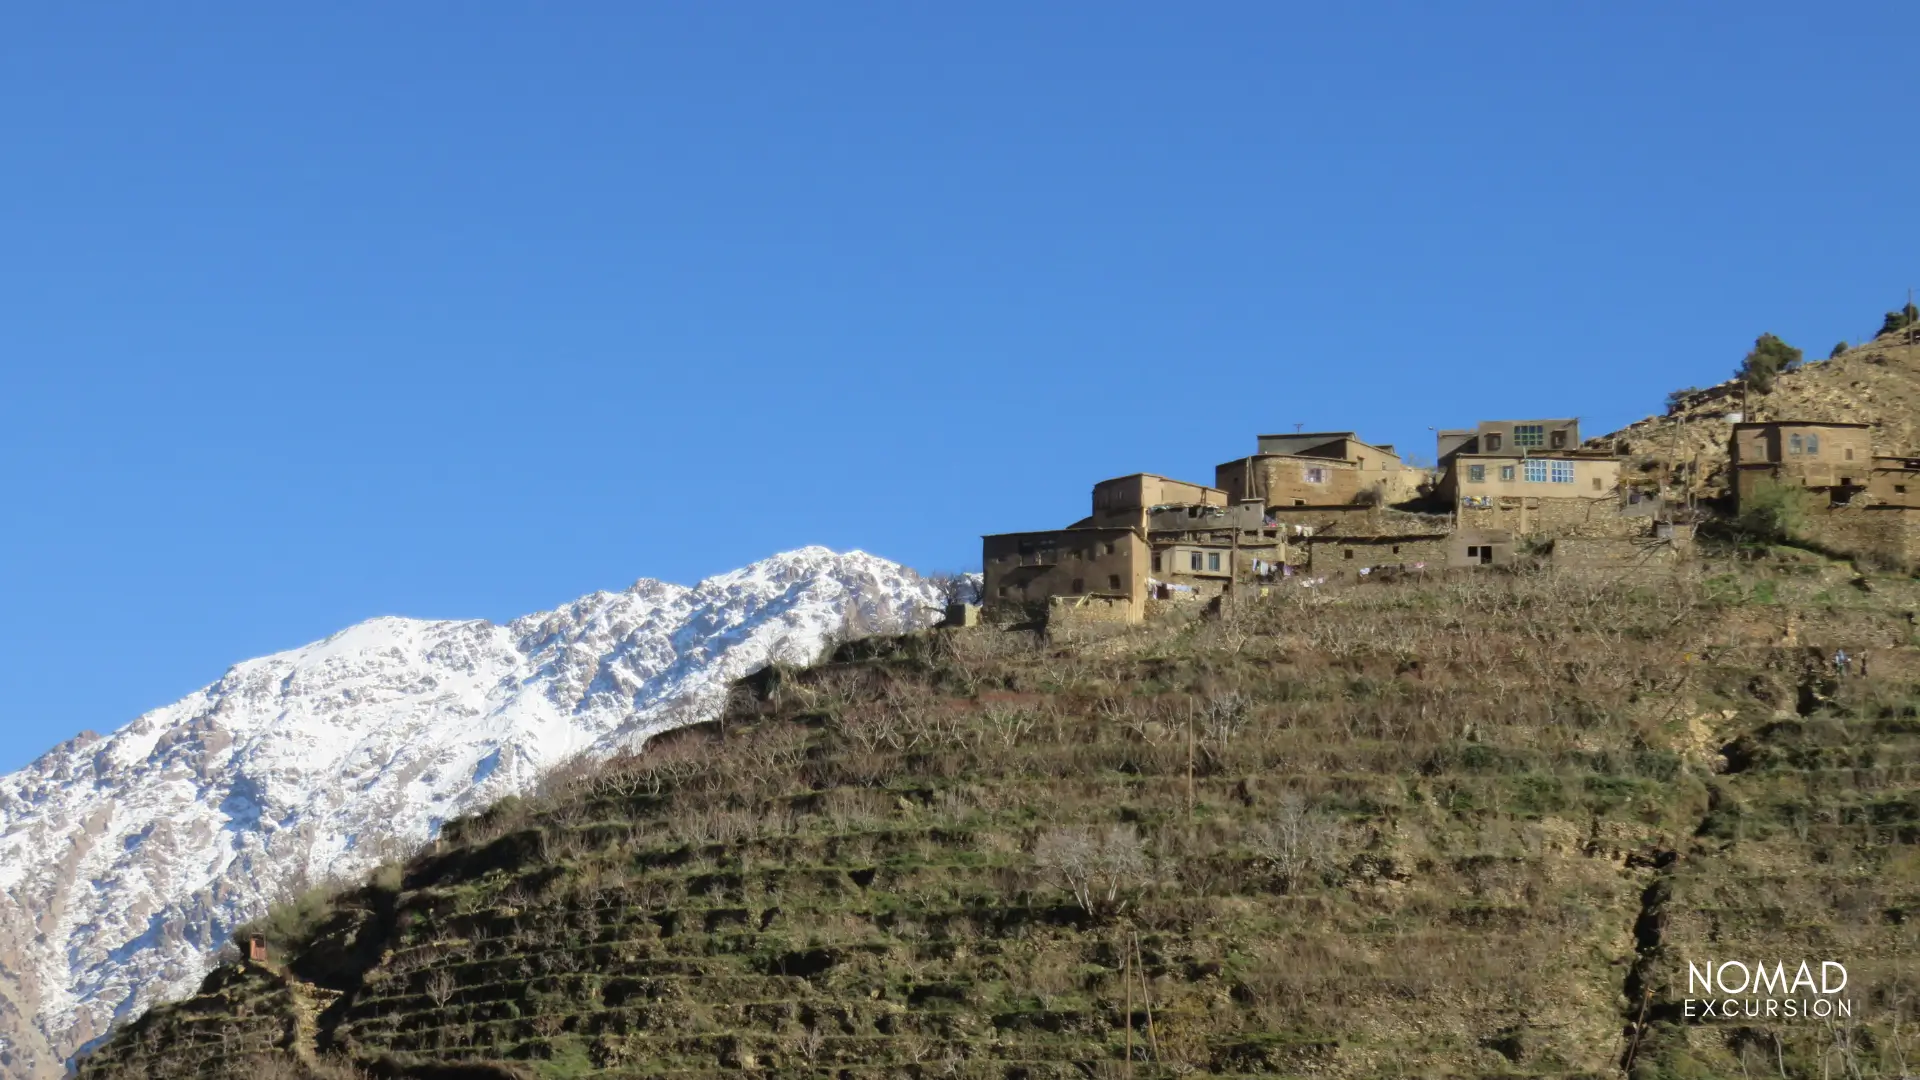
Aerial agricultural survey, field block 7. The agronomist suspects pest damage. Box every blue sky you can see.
[2,4,1916,772]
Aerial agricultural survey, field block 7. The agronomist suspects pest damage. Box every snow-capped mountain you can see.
[0,548,946,1080]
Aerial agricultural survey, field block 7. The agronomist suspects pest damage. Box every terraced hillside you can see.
[79,556,1920,1079]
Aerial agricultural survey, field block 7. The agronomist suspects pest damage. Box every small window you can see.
[1468,464,1486,483]
[1104,541,1116,555]
[1789,434,1804,455]
[1151,553,1161,571]
[1071,578,1084,594]
[1592,476,1602,490]
[1391,545,1400,554]
[1845,448,1855,460]
[998,586,1011,597]
[1466,546,1481,558]
[1513,424,1545,448]
[1500,465,1515,481]
[1486,434,1503,452]
[1304,466,1327,484]
[1292,499,1305,506]
[1896,485,1908,494]
[1190,553,1202,571]
[1550,430,1567,449]
[1109,574,1121,589]
[1343,549,1354,560]
[1207,553,1220,571]
[1806,434,1820,455]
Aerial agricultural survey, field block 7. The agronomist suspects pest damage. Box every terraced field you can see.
[78,555,1920,1079]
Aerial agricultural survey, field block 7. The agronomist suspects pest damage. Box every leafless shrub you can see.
[1033,824,1150,916]
[424,969,456,1009]
[1248,794,1345,892]
[980,703,1037,749]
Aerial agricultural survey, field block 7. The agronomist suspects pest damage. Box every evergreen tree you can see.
[1735,333,1802,395]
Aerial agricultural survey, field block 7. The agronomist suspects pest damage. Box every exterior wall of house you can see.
[1089,473,1226,527]
[1443,454,1621,502]
[1216,454,1369,507]
[1729,423,1875,505]
[981,528,1148,620]
[1439,420,1580,462]
[1449,528,1516,567]
[1869,459,1920,507]
[1304,534,1448,575]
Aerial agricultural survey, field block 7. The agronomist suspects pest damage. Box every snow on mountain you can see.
[0,548,945,1080]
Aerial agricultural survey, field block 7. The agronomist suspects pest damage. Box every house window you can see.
[1391,545,1401,554]
[1514,425,1545,448]
[1486,434,1503,452]
[1806,434,1820,455]
[1524,459,1548,483]
[1071,578,1084,594]
[1592,476,1602,490]
[1190,553,1203,571]
[1109,575,1122,589]
[998,586,1011,597]
[1789,434,1804,455]
[1343,549,1354,559]
[1845,448,1854,460]
[1151,553,1161,571]
[1550,460,1575,484]
[1466,546,1481,558]
[1468,464,1486,483]
[1207,553,1221,571]
[1104,541,1116,555]
[1304,466,1327,484]
[1500,465,1515,481]
[1896,485,1908,494]
[1550,430,1567,449]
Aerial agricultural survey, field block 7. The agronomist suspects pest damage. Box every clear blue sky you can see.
[3,4,1915,772]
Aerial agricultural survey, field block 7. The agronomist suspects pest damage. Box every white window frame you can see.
[1524,459,1548,483]
[1303,466,1327,484]
[1550,460,1575,484]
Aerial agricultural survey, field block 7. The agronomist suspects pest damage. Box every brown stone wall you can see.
[1457,496,1646,540]
[982,529,1147,617]
[1797,505,1920,565]
[1306,534,1449,574]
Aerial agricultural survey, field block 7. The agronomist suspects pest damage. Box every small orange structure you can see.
[247,935,268,963]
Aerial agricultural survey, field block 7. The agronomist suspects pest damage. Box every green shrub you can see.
[1732,479,1811,545]
[1879,302,1917,337]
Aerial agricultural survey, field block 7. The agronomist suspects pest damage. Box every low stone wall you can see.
[1553,535,1688,568]
[1045,593,1138,626]
[1458,496,1647,540]
[1797,505,1920,567]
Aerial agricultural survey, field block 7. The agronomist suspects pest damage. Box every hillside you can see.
[0,549,944,1080]
[1594,325,1920,498]
[78,553,1920,1079]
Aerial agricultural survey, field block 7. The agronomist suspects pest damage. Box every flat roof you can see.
[1255,431,1356,441]
[1090,472,1224,492]
[981,526,1140,540]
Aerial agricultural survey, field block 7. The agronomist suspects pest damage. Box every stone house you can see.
[1086,473,1228,529]
[1216,431,1419,508]
[1440,452,1621,503]
[1436,419,1581,462]
[1729,421,1874,505]
[1868,455,1920,508]
[981,527,1148,620]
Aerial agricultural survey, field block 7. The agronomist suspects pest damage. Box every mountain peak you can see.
[0,548,943,1080]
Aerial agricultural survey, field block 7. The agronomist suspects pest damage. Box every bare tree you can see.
[1249,795,1345,893]
[1034,824,1150,915]
[424,969,456,1009]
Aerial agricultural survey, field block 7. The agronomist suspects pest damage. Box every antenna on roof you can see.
[1293,423,1303,433]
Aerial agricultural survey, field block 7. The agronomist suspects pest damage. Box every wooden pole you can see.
[1187,705,1196,828]
[1123,933,1134,1076]
[1135,932,1160,1062]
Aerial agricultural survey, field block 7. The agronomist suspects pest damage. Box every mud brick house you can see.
[981,527,1148,620]
[1216,431,1420,508]
[1436,418,1581,462]
[1869,455,1920,508]
[1084,473,1227,529]
[1730,420,1874,505]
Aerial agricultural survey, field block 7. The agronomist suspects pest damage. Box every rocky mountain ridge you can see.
[0,548,946,1080]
